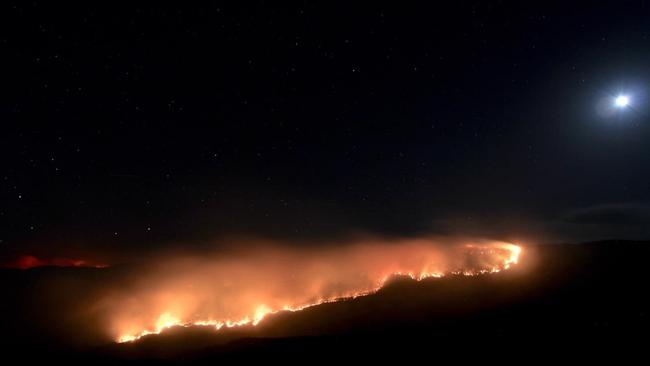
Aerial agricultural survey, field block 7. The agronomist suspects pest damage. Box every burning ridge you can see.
[110,240,521,343]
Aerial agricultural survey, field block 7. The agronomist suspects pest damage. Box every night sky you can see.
[3,2,650,260]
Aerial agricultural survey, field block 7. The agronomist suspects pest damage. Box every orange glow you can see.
[106,239,522,343]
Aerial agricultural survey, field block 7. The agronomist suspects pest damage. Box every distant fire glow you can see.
[104,239,522,343]
[3,255,108,270]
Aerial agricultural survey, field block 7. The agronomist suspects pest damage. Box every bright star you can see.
[614,95,630,108]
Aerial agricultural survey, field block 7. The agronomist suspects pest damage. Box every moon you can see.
[615,95,630,108]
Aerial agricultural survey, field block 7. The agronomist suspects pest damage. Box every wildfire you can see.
[111,241,521,343]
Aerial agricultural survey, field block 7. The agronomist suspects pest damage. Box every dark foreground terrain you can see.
[2,241,649,363]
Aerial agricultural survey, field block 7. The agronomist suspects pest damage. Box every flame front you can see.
[110,240,521,343]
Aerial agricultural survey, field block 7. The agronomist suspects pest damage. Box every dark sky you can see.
[3,2,650,259]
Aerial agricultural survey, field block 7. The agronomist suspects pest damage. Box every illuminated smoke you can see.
[97,237,521,343]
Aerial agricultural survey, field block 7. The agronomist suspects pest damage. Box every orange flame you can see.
[108,240,521,343]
